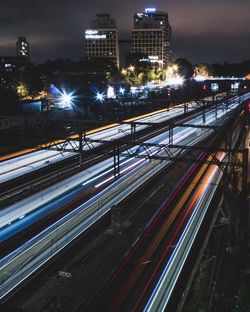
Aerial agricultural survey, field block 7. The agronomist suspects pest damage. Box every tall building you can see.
[85,14,119,68]
[0,56,29,73]
[132,8,172,67]
[16,37,30,59]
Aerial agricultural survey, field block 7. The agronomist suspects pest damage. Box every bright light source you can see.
[231,82,240,92]
[172,64,178,71]
[58,90,75,109]
[128,65,135,72]
[119,87,125,95]
[61,93,72,105]
[131,87,137,94]
[107,86,116,99]
[194,75,207,82]
[145,8,156,13]
[165,76,184,86]
[96,92,105,102]
[211,83,219,92]
[149,56,159,60]
[121,68,127,75]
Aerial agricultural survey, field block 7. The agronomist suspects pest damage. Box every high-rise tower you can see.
[85,14,119,68]
[132,8,172,67]
[16,37,30,59]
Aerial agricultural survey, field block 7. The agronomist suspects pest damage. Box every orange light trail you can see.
[0,107,174,162]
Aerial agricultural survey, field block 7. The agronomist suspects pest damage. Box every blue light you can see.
[58,89,75,109]
[95,92,105,102]
[61,92,72,105]
[119,87,125,95]
[145,7,156,13]
[50,84,58,95]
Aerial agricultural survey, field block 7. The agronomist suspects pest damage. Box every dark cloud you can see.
[0,0,249,63]
[173,32,250,64]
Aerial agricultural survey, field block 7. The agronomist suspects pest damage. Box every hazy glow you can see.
[231,82,240,91]
[58,90,75,109]
[165,76,184,86]
[107,86,116,99]
[131,86,137,94]
[145,8,156,13]
[119,87,125,95]
[193,75,207,82]
[128,65,135,72]
[61,93,72,105]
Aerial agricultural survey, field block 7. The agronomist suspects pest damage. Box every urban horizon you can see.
[1,1,250,311]
[0,0,249,64]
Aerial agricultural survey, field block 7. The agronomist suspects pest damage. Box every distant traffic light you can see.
[202,84,207,91]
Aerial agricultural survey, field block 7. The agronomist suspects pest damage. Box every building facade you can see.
[132,8,172,67]
[16,37,30,59]
[119,39,131,68]
[0,56,29,73]
[85,14,119,68]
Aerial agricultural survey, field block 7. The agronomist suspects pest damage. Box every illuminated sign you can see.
[107,86,116,99]
[211,83,219,92]
[85,30,98,35]
[231,82,240,91]
[145,8,156,13]
[149,56,159,60]
[85,30,106,39]
[85,34,106,39]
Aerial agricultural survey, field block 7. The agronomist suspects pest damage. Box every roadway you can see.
[0,94,226,185]
[1,93,249,300]
[0,96,241,245]
[0,106,195,185]
[87,151,224,311]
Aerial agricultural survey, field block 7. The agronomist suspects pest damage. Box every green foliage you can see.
[121,68,145,86]
[19,66,44,98]
[194,63,213,78]
[147,67,163,81]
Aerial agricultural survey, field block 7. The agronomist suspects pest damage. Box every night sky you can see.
[0,0,249,64]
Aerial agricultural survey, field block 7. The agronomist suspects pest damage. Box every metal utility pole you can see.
[79,132,83,166]
[113,145,120,178]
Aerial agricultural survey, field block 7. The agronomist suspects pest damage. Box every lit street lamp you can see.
[57,90,75,109]
[95,92,105,102]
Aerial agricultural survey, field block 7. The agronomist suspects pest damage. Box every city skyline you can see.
[0,0,249,64]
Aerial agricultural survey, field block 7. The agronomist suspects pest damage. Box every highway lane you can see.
[1,94,225,185]
[0,149,75,184]
[143,154,224,312]
[1,94,248,302]
[0,106,193,185]
[86,95,248,311]
[87,152,224,312]
[0,133,210,299]
[0,96,220,163]
[0,94,247,243]
[0,98,239,240]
